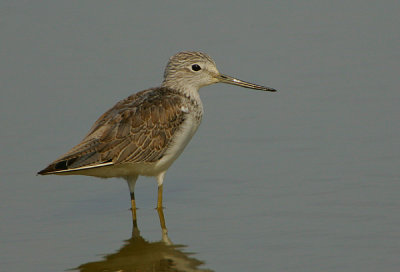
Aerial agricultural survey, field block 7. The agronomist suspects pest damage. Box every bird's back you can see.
[38,87,202,177]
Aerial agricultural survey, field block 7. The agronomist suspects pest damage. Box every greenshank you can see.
[38,51,276,218]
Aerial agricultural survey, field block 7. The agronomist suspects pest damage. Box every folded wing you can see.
[38,88,187,175]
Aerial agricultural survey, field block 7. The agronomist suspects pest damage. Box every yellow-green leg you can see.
[126,176,138,228]
[157,203,167,232]
[156,172,166,209]
[130,192,137,228]
[157,184,163,209]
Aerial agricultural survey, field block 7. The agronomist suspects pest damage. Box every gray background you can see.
[1,1,399,271]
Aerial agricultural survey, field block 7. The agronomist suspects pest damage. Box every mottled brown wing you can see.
[38,88,187,174]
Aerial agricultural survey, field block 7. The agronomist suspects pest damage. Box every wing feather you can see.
[38,88,187,175]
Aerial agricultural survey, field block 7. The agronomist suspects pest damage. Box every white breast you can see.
[154,111,201,173]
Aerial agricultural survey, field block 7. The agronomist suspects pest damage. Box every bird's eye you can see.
[191,64,201,71]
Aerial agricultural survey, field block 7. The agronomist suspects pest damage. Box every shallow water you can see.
[1,1,400,271]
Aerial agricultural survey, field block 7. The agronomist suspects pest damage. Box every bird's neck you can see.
[161,81,202,103]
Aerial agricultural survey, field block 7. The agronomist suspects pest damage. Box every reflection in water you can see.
[75,209,213,272]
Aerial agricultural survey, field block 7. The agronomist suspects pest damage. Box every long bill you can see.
[217,74,277,92]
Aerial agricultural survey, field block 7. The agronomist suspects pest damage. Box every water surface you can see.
[1,1,399,271]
